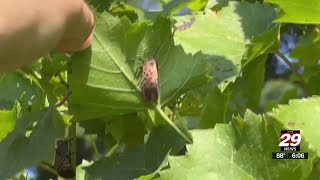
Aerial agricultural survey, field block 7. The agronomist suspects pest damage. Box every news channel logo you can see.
[272,130,308,160]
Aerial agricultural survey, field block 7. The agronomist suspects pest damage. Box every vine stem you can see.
[155,104,192,144]
[275,51,312,96]
[69,118,76,180]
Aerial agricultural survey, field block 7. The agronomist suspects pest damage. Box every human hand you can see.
[0,0,94,73]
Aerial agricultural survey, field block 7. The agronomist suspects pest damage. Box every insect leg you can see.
[138,57,144,63]
[133,66,142,81]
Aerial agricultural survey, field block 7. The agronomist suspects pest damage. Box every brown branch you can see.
[57,72,70,89]
[56,89,72,107]
[276,51,312,96]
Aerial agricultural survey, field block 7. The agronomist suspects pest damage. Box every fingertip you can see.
[55,1,94,53]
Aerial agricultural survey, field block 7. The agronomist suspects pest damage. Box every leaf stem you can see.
[55,88,72,107]
[90,135,100,159]
[38,162,58,176]
[155,104,192,143]
[57,72,70,89]
[106,142,121,158]
[276,51,312,95]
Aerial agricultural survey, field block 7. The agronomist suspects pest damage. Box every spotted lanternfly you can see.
[54,139,75,178]
[140,58,158,102]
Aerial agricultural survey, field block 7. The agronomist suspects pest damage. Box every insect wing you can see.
[54,140,75,178]
[141,59,158,102]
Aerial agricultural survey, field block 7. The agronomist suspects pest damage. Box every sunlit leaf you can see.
[290,29,320,66]
[159,111,315,179]
[69,13,211,120]
[174,1,275,90]
[268,96,320,156]
[0,107,65,179]
[265,0,320,24]
[0,101,19,141]
[243,25,279,67]
[0,72,45,111]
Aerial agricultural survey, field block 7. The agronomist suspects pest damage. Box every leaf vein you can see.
[94,27,141,93]
[84,102,145,110]
[86,83,137,92]
[89,64,122,74]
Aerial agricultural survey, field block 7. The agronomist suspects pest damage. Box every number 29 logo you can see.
[279,130,301,147]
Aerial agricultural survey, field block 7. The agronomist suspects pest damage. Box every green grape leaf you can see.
[200,55,266,128]
[41,52,70,79]
[260,80,303,111]
[225,55,266,118]
[83,125,186,180]
[199,86,230,128]
[186,0,208,12]
[303,65,320,94]
[69,13,211,121]
[0,107,65,179]
[303,65,320,81]
[0,72,45,111]
[109,3,138,22]
[87,0,113,12]
[265,0,320,24]
[0,101,19,141]
[68,14,148,120]
[243,25,280,67]
[18,173,27,180]
[205,0,229,10]
[268,96,320,156]
[76,160,93,180]
[290,30,320,66]
[161,0,192,15]
[174,1,275,90]
[178,90,203,117]
[106,113,146,145]
[79,118,108,136]
[158,110,315,179]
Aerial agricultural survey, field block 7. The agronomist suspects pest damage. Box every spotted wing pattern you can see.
[141,58,158,102]
[54,140,75,178]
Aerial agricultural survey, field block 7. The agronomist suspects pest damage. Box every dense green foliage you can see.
[1,0,320,179]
